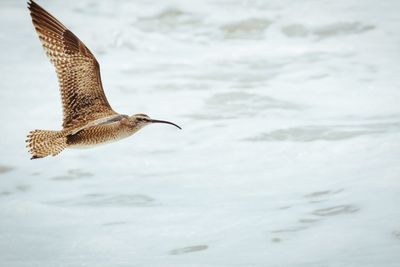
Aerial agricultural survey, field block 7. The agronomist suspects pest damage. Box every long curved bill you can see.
[150,119,182,130]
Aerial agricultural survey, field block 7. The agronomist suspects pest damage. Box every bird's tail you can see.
[26,129,67,159]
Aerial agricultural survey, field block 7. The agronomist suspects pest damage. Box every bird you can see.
[26,0,181,159]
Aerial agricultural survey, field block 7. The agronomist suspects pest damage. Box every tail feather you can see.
[26,130,67,159]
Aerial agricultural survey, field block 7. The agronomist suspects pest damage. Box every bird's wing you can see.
[28,0,118,130]
[68,114,129,135]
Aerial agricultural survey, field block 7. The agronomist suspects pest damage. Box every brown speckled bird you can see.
[26,0,181,159]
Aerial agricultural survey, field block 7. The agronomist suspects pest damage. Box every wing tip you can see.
[27,0,37,11]
[28,1,43,21]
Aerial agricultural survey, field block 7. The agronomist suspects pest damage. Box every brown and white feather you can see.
[28,0,117,131]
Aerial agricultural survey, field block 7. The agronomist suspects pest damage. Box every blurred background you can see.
[0,0,399,266]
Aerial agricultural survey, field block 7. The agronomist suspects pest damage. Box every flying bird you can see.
[26,0,181,159]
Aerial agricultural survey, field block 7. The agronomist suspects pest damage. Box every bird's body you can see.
[26,1,180,159]
[66,116,132,149]
[65,115,146,149]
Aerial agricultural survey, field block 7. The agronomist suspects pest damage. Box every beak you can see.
[150,119,182,130]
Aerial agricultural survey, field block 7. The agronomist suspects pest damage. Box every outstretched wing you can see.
[28,0,117,130]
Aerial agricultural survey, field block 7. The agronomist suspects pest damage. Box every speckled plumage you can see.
[28,0,116,129]
[26,1,181,159]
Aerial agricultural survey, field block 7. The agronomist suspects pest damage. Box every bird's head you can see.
[127,113,181,130]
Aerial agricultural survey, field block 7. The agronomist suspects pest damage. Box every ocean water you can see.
[0,0,399,266]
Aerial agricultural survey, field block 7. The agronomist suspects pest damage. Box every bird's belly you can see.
[66,125,133,149]
[68,142,113,149]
